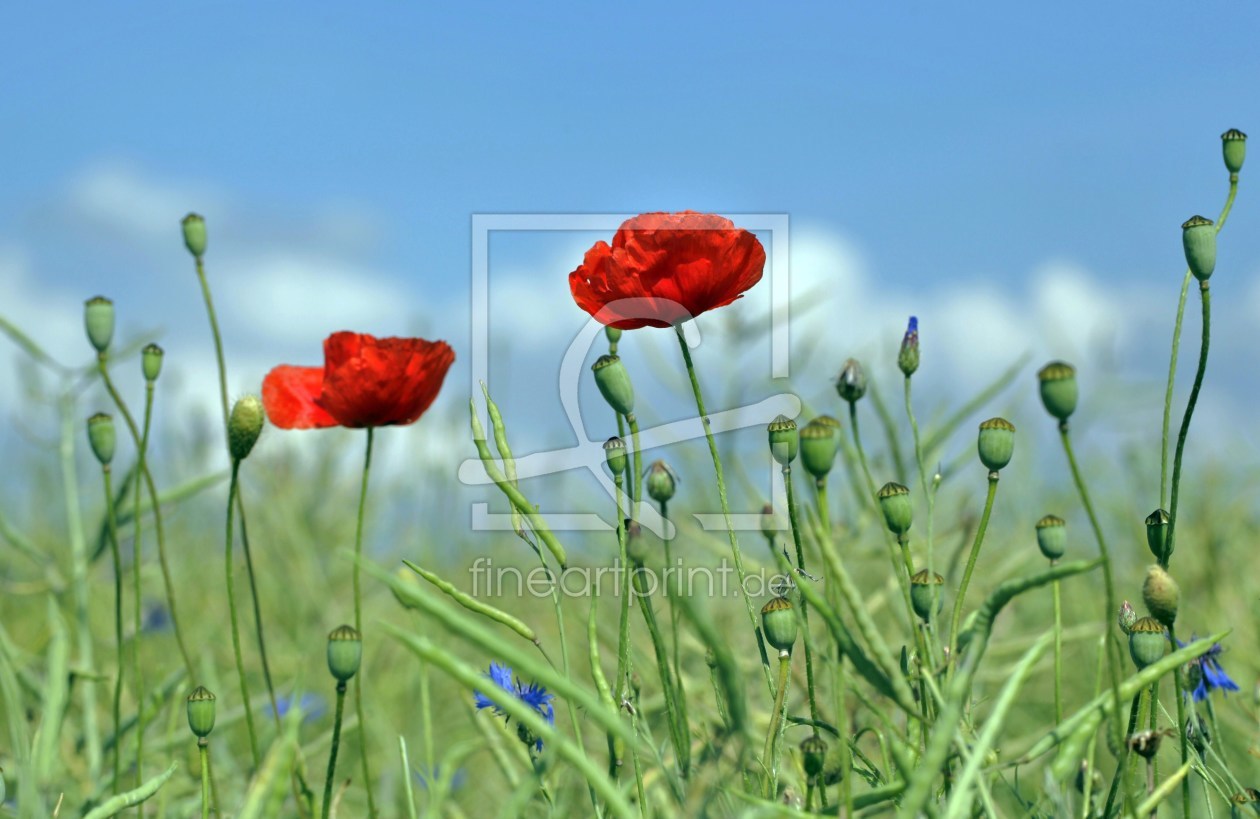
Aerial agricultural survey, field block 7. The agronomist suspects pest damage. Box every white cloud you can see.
[68,162,223,241]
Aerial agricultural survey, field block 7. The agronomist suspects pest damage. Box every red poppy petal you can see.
[261,365,338,429]
[317,334,456,427]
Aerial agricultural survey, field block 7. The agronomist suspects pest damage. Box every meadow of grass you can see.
[0,131,1255,818]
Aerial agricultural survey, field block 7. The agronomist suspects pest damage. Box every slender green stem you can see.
[948,475,998,661]
[904,376,935,576]
[660,500,682,700]
[1167,626,1192,819]
[236,492,279,723]
[612,473,634,782]
[399,736,418,819]
[321,681,348,819]
[352,427,377,816]
[674,324,773,694]
[1148,679,1159,785]
[782,465,821,738]
[102,464,124,794]
[1166,284,1211,565]
[1052,576,1063,723]
[633,568,689,776]
[198,740,210,819]
[195,257,230,428]
[762,652,792,797]
[132,384,154,804]
[627,413,644,517]
[1101,692,1143,817]
[225,461,260,766]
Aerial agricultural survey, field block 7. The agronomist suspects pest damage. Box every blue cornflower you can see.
[473,662,555,751]
[141,601,171,633]
[263,692,327,722]
[1178,637,1240,702]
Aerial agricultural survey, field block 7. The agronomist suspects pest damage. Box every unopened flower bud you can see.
[603,436,627,476]
[760,596,798,652]
[835,358,867,403]
[877,482,913,536]
[1037,361,1078,422]
[1035,515,1066,561]
[1142,564,1180,629]
[977,417,1015,472]
[84,296,115,353]
[1118,600,1137,635]
[182,213,207,258]
[767,415,798,466]
[186,685,217,738]
[591,354,634,417]
[625,521,648,565]
[1182,215,1216,282]
[910,570,944,622]
[799,418,839,481]
[1222,128,1247,175]
[759,503,779,541]
[141,343,164,382]
[644,460,677,503]
[228,396,265,461]
[327,624,362,682]
[897,316,920,377]
[87,413,116,465]
[1145,509,1170,563]
[800,735,828,778]
[1128,616,1166,670]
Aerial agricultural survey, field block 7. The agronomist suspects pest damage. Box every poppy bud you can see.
[84,296,115,354]
[977,417,1015,472]
[800,735,828,778]
[759,503,780,540]
[1036,361,1078,422]
[644,460,677,503]
[897,316,920,377]
[141,343,164,383]
[228,395,265,461]
[1145,509,1170,563]
[87,413,116,465]
[182,213,207,258]
[799,418,839,481]
[1142,564,1180,629]
[835,358,867,403]
[186,685,217,738]
[877,482,913,536]
[1222,128,1247,175]
[1181,216,1216,282]
[591,354,635,417]
[1035,514,1066,561]
[626,521,648,565]
[910,570,944,622]
[767,415,798,466]
[603,436,627,476]
[1118,600,1137,635]
[1128,616,1166,669]
[327,624,362,682]
[760,596,798,652]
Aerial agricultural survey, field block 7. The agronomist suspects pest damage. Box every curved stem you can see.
[782,465,821,737]
[633,568,689,776]
[352,427,377,816]
[236,493,279,722]
[102,465,124,794]
[1166,284,1211,564]
[948,474,998,661]
[321,681,348,819]
[225,461,260,766]
[627,413,643,519]
[762,652,792,796]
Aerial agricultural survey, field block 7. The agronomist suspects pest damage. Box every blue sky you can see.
[3,2,1259,520]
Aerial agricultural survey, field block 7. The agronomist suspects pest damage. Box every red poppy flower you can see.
[568,211,766,330]
[262,332,455,429]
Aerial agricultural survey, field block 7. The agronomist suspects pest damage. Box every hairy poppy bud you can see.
[87,413,116,465]
[327,624,362,682]
[1142,564,1180,629]
[1118,600,1137,635]
[1128,616,1166,669]
[626,521,648,565]
[182,213,207,258]
[799,418,839,481]
[878,482,913,535]
[1222,128,1247,175]
[644,460,677,503]
[186,685,217,739]
[1182,216,1216,282]
[141,343,164,383]
[591,354,635,417]
[603,436,627,476]
[1035,514,1066,561]
[898,316,920,377]
[1037,361,1078,422]
[767,415,798,466]
[910,570,944,622]
[977,417,1015,472]
[1145,509,1170,563]
[84,296,115,354]
[759,503,780,540]
[835,358,867,403]
[760,596,798,652]
[800,735,828,778]
[228,395,265,461]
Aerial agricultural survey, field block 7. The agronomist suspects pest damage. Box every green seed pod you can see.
[142,343,164,383]
[1118,600,1137,635]
[591,354,635,416]
[897,316,920,377]
[327,624,362,682]
[800,734,828,778]
[604,325,622,346]
[87,413,116,465]
[84,296,115,353]
[625,521,648,565]
[760,596,798,652]
[603,436,627,476]
[1037,361,1078,422]
[1222,128,1247,175]
[644,459,677,503]
[977,417,1015,472]
[799,418,839,480]
[877,482,913,535]
[835,358,867,403]
[1035,514,1066,561]
[1142,564,1180,629]
[822,743,845,786]
[182,213,207,258]
[767,415,798,466]
[909,570,944,622]
[1128,616,1166,670]
[1181,215,1216,282]
[1145,509,1170,563]
[228,395,265,461]
[186,685,217,738]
